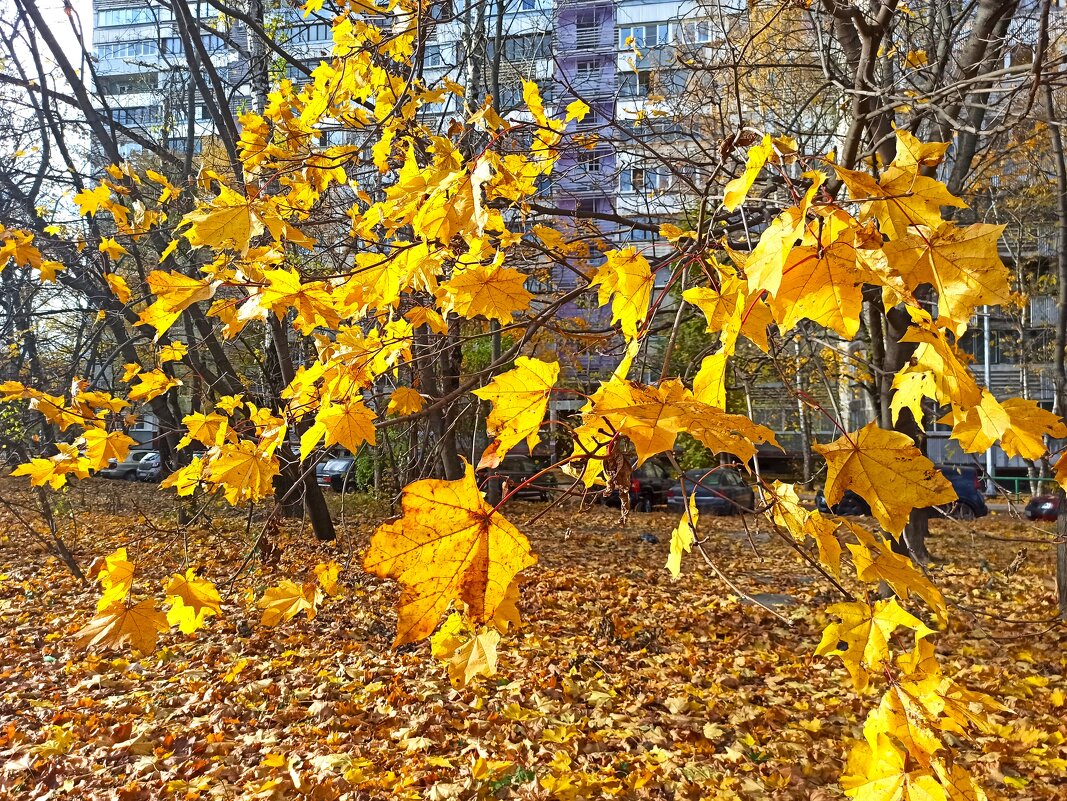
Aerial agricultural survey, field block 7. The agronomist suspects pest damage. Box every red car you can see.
[1025,494,1060,521]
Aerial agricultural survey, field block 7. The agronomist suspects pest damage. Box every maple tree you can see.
[1,1,1066,799]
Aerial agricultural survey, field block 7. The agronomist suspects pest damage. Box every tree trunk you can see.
[1045,79,1067,615]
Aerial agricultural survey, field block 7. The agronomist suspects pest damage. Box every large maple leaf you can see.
[74,599,170,654]
[589,247,655,340]
[817,599,934,692]
[883,222,1011,329]
[473,356,559,469]
[814,423,957,535]
[437,262,533,324]
[364,463,536,645]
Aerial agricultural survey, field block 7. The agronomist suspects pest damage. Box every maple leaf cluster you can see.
[2,3,1063,798]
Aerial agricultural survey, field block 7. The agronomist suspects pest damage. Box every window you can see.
[681,19,711,44]
[160,33,227,56]
[110,106,161,126]
[577,150,605,173]
[96,3,216,27]
[576,17,600,49]
[620,69,653,97]
[96,5,166,27]
[97,40,158,60]
[575,59,601,86]
[100,74,157,94]
[288,23,331,43]
[618,23,669,49]
[424,43,444,68]
[490,34,551,62]
[621,166,671,193]
[516,0,536,10]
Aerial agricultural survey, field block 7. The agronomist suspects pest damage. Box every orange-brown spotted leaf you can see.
[364,463,536,646]
[814,422,957,535]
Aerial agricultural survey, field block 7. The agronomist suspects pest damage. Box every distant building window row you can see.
[618,23,669,50]
[97,33,227,60]
[96,3,216,28]
[286,22,332,44]
[109,106,161,126]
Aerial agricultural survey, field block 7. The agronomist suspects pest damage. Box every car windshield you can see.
[683,469,724,487]
[500,457,534,471]
[324,458,352,471]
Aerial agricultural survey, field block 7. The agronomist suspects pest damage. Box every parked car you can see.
[601,458,676,512]
[1026,494,1060,521]
[134,451,163,482]
[665,467,755,515]
[318,456,365,493]
[816,465,988,520]
[477,453,556,502]
[100,451,153,480]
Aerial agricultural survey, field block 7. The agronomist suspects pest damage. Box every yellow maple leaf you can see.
[242,268,339,335]
[864,686,944,769]
[387,386,425,416]
[589,247,655,341]
[841,733,946,801]
[181,184,264,255]
[448,629,500,687]
[178,412,229,450]
[137,271,218,338]
[999,398,1067,459]
[258,579,322,627]
[883,222,1011,328]
[845,523,946,622]
[723,134,772,211]
[473,357,559,469]
[666,493,698,578]
[835,150,967,239]
[164,569,222,634]
[98,237,128,260]
[74,599,169,654]
[205,440,279,505]
[104,273,131,303]
[80,428,137,472]
[158,342,187,364]
[127,369,181,403]
[364,463,536,645]
[73,184,112,216]
[768,481,842,577]
[817,599,934,692]
[814,423,957,535]
[437,263,533,324]
[314,561,341,596]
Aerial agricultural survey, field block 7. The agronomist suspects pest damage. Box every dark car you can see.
[816,465,988,520]
[134,451,163,482]
[100,450,153,480]
[665,467,755,515]
[478,454,556,503]
[601,458,677,512]
[1026,494,1060,521]
[318,456,365,493]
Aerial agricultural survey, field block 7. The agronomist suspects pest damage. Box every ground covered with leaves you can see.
[0,477,1064,800]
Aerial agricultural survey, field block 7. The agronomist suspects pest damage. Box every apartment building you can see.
[90,0,1062,479]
